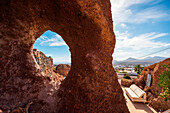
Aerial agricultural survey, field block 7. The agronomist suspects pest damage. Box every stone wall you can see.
[33,49,53,77]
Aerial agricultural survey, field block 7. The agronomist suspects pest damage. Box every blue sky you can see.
[33,0,170,63]
[33,31,71,64]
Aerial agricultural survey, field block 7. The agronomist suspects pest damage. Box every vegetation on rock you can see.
[53,66,56,70]
[158,65,170,101]
[123,74,131,79]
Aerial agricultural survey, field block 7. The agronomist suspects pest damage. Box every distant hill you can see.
[113,56,167,65]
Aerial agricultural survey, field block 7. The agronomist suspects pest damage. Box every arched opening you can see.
[0,1,129,113]
[34,30,71,64]
[33,30,71,80]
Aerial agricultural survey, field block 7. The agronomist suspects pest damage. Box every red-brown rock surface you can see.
[55,64,71,77]
[0,0,129,112]
[132,74,145,89]
[149,96,170,112]
[33,49,53,77]
[133,58,170,112]
[53,72,64,85]
[121,79,132,87]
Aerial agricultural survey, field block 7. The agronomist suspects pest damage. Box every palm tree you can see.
[135,64,144,74]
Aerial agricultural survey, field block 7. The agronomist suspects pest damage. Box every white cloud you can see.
[113,31,170,60]
[53,57,71,64]
[37,35,48,41]
[113,50,140,61]
[115,31,169,50]
[110,0,170,24]
[120,23,127,28]
[131,7,169,24]
[110,0,170,60]
[39,34,67,46]
[44,54,71,64]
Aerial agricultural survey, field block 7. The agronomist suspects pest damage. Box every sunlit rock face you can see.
[133,58,170,112]
[33,49,53,77]
[0,0,129,112]
[55,64,71,77]
[133,58,170,94]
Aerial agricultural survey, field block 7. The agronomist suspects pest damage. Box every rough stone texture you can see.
[133,58,170,94]
[121,79,132,87]
[53,72,64,86]
[132,74,145,89]
[149,96,170,112]
[133,58,170,112]
[0,0,129,113]
[143,86,151,93]
[33,49,53,77]
[55,64,71,77]
[33,49,63,86]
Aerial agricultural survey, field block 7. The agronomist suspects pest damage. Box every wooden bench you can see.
[125,84,147,103]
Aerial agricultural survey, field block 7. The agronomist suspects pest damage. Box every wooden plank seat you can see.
[125,84,147,103]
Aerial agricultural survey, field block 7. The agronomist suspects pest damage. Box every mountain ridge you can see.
[113,56,167,65]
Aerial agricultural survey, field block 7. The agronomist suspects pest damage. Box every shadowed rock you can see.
[0,0,129,112]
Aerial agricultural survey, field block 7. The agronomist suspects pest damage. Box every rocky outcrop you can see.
[133,58,170,112]
[55,64,71,77]
[33,49,53,77]
[0,0,129,112]
[121,79,132,87]
[133,58,170,93]
[132,74,146,89]
[53,72,64,85]
[33,49,63,85]
[149,96,170,112]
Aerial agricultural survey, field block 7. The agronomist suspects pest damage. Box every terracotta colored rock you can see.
[0,0,129,112]
[134,58,170,95]
[55,64,71,77]
[143,86,151,93]
[147,92,155,102]
[121,79,132,87]
[149,96,170,112]
[10,102,33,113]
[133,58,170,111]
[53,72,63,85]
[132,74,145,89]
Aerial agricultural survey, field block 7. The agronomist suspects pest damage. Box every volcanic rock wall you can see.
[133,58,170,111]
[133,58,170,94]
[33,49,53,77]
[0,0,129,112]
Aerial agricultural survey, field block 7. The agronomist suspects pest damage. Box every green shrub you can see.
[158,65,170,101]
[53,66,56,70]
[135,64,144,74]
[123,74,131,79]
[116,70,119,73]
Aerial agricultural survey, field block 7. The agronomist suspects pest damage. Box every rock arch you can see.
[0,0,129,112]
